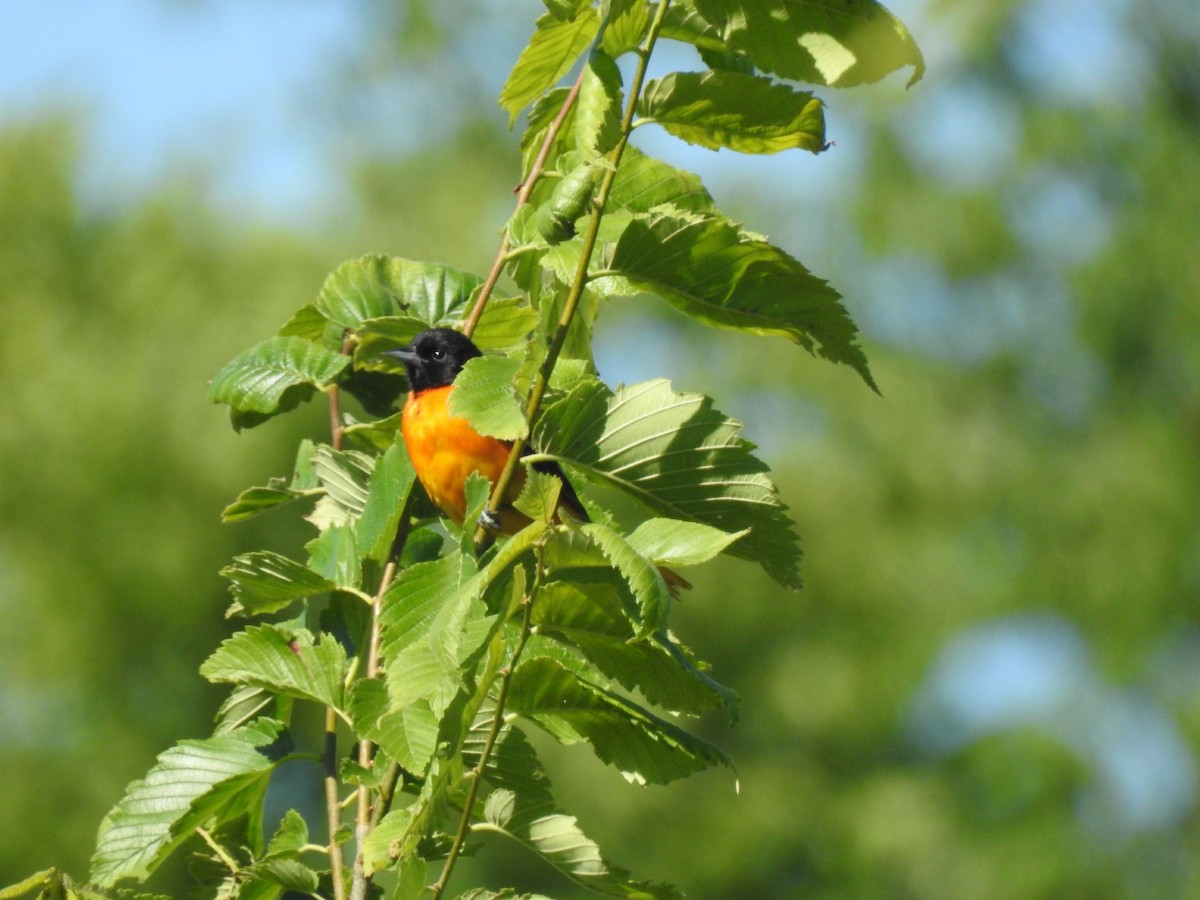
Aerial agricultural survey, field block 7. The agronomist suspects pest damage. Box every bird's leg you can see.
[477,508,502,532]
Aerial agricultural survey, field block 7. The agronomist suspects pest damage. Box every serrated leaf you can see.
[601,0,650,56]
[500,10,601,126]
[534,379,802,588]
[305,524,360,590]
[472,296,540,349]
[349,680,439,775]
[315,255,484,330]
[520,87,579,177]
[90,721,284,888]
[311,445,374,519]
[514,467,562,524]
[447,355,527,442]
[599,207,876,389]
[208,337,348,429]
[659,1,726,52]
[357,440,415,563]
[214,685,273,734]
[241,858,320,894]
[581,522,670,637]
[508,657,732,785]
[360,810,415,877]
[200,625,348,712]
[625,518,748,567]
[277,303,336,344]
[576,49,623,156]
[608,147,716,215]
[263,809,308,858]
[639,70,825,154]
[534,569,738,716]
[692,0,925,87]
[221,552,336,618]
[464,724,678,899]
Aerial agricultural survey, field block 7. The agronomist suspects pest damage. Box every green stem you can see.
[429,548,546,899]
[474,0,674,551]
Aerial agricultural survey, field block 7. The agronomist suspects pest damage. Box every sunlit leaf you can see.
[315,255,484,330]
[208,336,348,429]
[508,657,732,785]
[575,49,623,157]
[448,355,528,441]
[357,440,415,563]
[500,10,601,126]
[598,206,876,389]
[581,522,671,637]
[200,625,349,712]
[535,379,802,588]
[692,0,925,87]
[639,70,826,154]
[220,551,336,618]
[625,518,749,567]
[90,720,284,888]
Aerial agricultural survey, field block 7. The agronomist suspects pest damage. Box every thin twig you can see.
[474,0,674,551]
[196,826,240,876]
[461,67,586,339]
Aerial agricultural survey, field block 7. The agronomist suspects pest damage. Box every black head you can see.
[385,327,482,392]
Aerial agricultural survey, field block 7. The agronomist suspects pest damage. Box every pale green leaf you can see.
[575,49,623,157]
[581,522,670,637]
[349,679,439,775]
[360,810,415,877]
[447,355,527,441]
[500,10,601,126]
[639,70,826,154]
[90,721,283,888]
[508,657,732,785]
[310,445,373,519]
[514,467,563,524]
[357,440,415,563]
[305,523,360,590]
[208,336,348,429]
[472,296,540,349]
[692,0,925,87]
[607,146,716,215]
[315,255,483,330]
[625,518,749,567]
[601,0,650,56]
[220,551,336,618]
[598,206,876,389]
[534,379,802,588]
[200,625,348,712]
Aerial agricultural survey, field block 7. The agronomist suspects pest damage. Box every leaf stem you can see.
[429,547,546,899]
[474,0,674,550]
[461,67,586,339]
[196,827,239,876]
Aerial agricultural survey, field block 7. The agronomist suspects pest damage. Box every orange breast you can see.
[401,386,513,525]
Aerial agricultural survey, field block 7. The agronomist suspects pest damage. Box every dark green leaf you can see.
[581,522,670,637]
[639,70,826,154]
[220,552,336,618]
[357,440,415,563]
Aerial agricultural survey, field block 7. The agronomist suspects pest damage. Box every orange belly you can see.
[401,386,514,525]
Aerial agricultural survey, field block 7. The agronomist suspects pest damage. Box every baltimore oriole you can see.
[386,327,690,595]
[386,327,589,535]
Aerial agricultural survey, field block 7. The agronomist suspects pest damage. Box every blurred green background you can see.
[2,0,1198,896]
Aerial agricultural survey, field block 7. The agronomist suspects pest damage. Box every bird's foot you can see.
[477,508,502,532]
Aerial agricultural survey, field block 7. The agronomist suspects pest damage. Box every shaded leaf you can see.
[581,522,671,637]
[220,551,336,618]
[625,518,748,567]
[357,440,415,563]
[638,70,826,154]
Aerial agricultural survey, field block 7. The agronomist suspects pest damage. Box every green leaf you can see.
[360,810,415,877]
[315,255,483,330]
[599,206,876,389]
[241,858,320,895]
[607,146,716,215]
[90,720,284,887]
[520,87,578,177]
[464,725,678,899]
[514,467,563,524]
[447,354,528,441]
[349,679,439,775]
[311,445,374,520]
[200,625,348,712]
[508,657,732,785]
[208,337,348,429]
[472,296,540,349]
[357,440,415,563]
[214,685,273,734]
[534,569,738,717]
[305,524,360,590]
[220,551,336,618]
[379,553,484,716]
[601,0,650,56]
[638,70,826,154]
[263,809,309,858]
[625,518,748,567]
[0,869,55,899]
[581,522,670,637]
[575,49,623,157]
[221,439,323,522]
[500,10,601,126]
[534,379,803,588]
[692,0,925,87]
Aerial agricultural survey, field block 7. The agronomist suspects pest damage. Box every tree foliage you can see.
[1,1,924,898]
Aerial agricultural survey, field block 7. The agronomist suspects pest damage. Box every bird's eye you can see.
[431,348,446,361]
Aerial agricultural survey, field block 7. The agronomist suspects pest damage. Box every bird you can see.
[386,327,690,595]
[385,327,589,535]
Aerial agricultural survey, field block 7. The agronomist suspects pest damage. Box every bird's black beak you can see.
[384,347,419,366]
